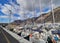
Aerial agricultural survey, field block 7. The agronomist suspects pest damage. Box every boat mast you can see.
[9,0,13,23]
[51,0,55,28]
[5,6,12,24]
[33,0,37,28]
[39,0,43,28]
[31,0,34,27]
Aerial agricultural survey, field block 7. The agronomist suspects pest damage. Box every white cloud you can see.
[1,7,10,15]
[1,4,19,15]
[17,0,27,9]
[0,16,8,18]
[1,4,12,15]
[0,15,20,22]
[0,0,60,21]
[16,0,60,11]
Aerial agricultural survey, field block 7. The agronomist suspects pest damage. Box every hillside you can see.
[36,7,60,23]
[7,7,60,28]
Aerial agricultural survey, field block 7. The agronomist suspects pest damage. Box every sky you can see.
[0,0,60,23]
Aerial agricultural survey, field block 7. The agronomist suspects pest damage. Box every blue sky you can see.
[0,18,9,23]
[0,0,9,5]
[0,0,60,23]
[0,0,18,23]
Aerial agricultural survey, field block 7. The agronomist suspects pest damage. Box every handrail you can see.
[0,26,32,43]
